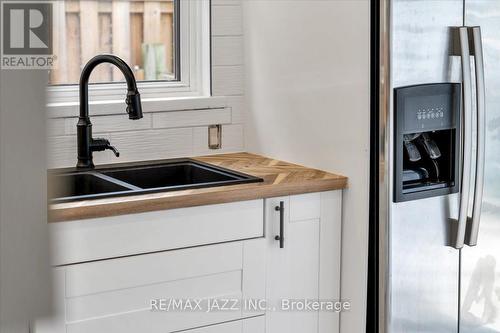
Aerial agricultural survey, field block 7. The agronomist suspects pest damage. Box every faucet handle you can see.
[107,145,120,157]
[90,138,120,157]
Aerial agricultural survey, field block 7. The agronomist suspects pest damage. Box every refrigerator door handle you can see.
[452,27,474,249]
[465,26,486,247]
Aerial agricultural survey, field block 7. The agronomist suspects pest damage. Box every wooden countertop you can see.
[49,153,347,222]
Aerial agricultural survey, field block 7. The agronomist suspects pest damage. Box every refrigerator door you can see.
[461,2,500,332]
[385,1,462,332]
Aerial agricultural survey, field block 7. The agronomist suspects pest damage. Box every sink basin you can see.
[49,159,262,203]
[49,172,133,202]
[102,161,246,189]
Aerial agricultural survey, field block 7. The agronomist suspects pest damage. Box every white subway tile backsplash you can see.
[225,96,245,124]
[212,66,244,96]
[212,5,243,36]
[47,134,114,168]
[193,124,244,156]
[108,128,193,163]
[46,107,239,168]
[64,114,153,135]
[212,36,243,66]
[152,108,231,129]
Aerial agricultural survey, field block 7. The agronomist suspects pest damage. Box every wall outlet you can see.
[208,125,222,149]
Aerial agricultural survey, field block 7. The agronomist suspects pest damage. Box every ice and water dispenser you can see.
[393,83,461,202]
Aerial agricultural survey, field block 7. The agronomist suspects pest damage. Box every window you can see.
[47,0,210,104]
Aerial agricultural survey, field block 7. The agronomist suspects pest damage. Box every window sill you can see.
[47,95,228,119]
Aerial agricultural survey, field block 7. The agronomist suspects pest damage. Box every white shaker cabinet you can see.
[265,191,342,333]
[37,190,342,333]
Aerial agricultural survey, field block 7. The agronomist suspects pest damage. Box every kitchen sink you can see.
[48,172,134,201]
[49,159,262,203]
[102,162,244,189]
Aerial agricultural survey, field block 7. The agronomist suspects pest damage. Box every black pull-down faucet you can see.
[77,54,143,168]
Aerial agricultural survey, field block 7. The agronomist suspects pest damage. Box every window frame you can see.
[46,0,211,106]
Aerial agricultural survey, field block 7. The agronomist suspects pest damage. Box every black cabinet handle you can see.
[274,201,284,248]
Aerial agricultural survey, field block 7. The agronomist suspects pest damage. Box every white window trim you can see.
[46,0,212,110]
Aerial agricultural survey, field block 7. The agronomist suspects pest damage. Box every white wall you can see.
[242,1,370,332]
[47,1,246,168]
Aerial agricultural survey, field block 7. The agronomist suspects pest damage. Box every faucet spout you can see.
[79,54,142,119]
[77,54,143,169]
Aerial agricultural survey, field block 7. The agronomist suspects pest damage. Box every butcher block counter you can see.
[49,152,347,222]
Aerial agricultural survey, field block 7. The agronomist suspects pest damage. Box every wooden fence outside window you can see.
[50,0,175,85]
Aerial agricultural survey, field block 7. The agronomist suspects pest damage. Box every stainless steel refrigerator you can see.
[374,0,500,332]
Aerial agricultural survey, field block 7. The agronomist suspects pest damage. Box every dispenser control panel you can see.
[397,84,459,133]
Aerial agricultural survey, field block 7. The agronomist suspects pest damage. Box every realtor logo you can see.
[1,1,55,69]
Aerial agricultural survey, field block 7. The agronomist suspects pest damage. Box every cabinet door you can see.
[35,239,266,333]
[265,191,341,333]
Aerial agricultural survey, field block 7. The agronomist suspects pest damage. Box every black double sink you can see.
[49,159,262,203]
